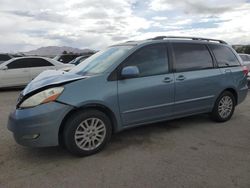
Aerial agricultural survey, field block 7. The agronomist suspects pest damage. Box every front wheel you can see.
[211,91,236,122]
[63,110,112,157]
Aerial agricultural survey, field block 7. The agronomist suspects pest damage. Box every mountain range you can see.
[24,46,96,56]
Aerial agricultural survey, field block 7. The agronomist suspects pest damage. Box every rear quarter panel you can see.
[229,66,248,104]
[217,66,248,105]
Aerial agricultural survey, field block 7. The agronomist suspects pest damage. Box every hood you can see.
[22,70,87,96]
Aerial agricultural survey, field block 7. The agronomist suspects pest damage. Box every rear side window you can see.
[122,44,169,77]
[209,45,240,67]
[29,58,53,67]
[172,43,213,72]
[7,59,29,69]
[7,58,53,69]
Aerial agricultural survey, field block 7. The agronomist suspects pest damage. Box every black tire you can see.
[63,110,112,157]
[211,91,236,122]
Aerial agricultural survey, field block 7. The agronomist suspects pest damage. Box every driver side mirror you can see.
[121,66,139,79]
[0,65,8,70]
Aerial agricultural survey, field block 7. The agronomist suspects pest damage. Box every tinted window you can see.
[173,43,213,72]
[123,44,168,77]
[210,45,240,67]
[30,58,53,67]
[58,55,78,63]
[0,54,11,61]
[7,58,53,69]
[7,59,30,69]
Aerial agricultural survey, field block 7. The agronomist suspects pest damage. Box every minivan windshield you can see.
[70,46,133,75]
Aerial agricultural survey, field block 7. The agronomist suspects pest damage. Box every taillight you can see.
[242,66,249,76]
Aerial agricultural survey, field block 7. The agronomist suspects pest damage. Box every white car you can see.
[239,54,250,69]
[0,56,74,88]
[239,53,250,79]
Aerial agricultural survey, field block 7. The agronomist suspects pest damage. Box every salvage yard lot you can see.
[0,90,250,188]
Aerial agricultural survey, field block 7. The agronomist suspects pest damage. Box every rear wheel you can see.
[211,91,236,122]
[63,110,112,157]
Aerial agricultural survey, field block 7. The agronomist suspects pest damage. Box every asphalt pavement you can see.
[0,90,250,188]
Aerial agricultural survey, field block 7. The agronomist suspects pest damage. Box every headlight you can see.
[19,87,64,108]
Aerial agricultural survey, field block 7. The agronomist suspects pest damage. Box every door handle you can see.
[176,75,186,81]
[163,77,173,83]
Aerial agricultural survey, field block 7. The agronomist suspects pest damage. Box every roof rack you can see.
[149,36,227,44]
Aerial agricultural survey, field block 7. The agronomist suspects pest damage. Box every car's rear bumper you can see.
[7,102,72,147]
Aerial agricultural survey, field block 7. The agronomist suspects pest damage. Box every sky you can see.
[0,0,250,52]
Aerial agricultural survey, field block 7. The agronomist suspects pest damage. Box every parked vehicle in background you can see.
[0,54,13,64]
[53,54,80,64]
[8,36,248,156]
[239,53,250,85]
[0,57,74,88]
[69,54,93,65]
[239,53,250,71]
[11,53,24,58]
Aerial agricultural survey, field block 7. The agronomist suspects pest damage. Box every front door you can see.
[117,44,175,126]
[0,59,31,87]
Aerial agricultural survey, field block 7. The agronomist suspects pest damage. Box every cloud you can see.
[0,0,249,52]
[0,0,149,52]
[136,0,250,44]
[4,10,66,23]
[149,0,246,14]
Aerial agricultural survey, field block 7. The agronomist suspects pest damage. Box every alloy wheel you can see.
[218,96,233,119]
[74,118,106,151]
